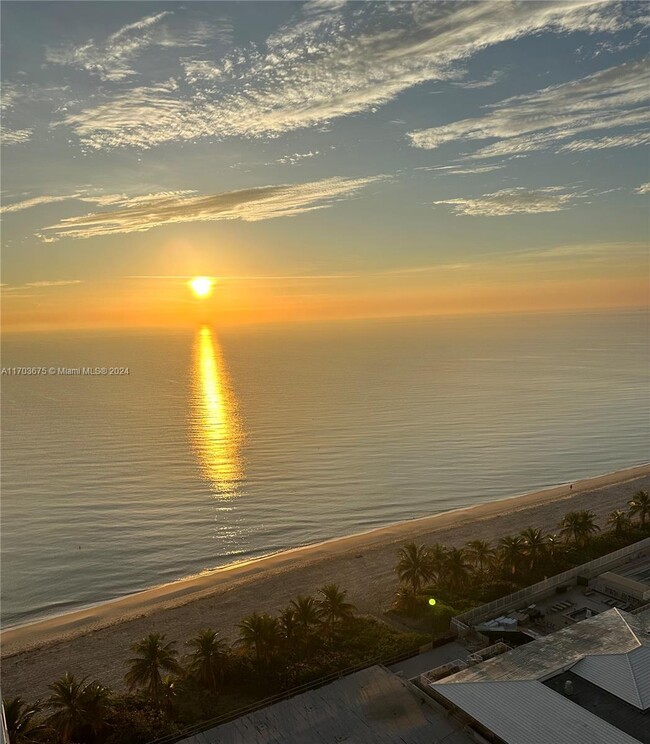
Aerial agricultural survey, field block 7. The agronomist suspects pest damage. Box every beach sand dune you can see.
[2,464,649,699]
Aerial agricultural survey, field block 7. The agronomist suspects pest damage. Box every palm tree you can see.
[279,607,299,644]
[465,540,495,576]
[396,543,434,593]
[237,612,281,666]
[628,490,650,528]
[46,673,85,744]
[608,509,631,536]
[46,674,110,744]
[559,510,600,547]
[159,676,177,715]
[559,511,583,545]
[316,584,355,632]
[428,543,448,583]
[497,535,527,576]
[444,548,471,591]
[186,629,229,694]
[290,595,321,633]
[78,681,112,742]
[125,633,182,707]
[546,533,563,563]
[520,527,548,570]
[3,697,45,744]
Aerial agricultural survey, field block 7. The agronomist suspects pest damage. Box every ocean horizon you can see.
[2,308,649,628]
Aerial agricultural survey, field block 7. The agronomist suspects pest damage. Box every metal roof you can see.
[430,680,642,744]
[571,645,650,710]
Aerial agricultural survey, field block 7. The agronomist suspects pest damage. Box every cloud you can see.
[46,11,172,81]
[1,194,79,213]
[417,163,506,175]
[0,190,194,214]
[1,82,71,146]
[277,151,319,165]
[1,280,81,292]
[433,186,589,216]
[409,55,650,158]
[1,128,33,146]
[24,280,82,287]
[127,271,358,281]
[454,69,505,89]
[518,241,648,261]
[636,182,650,194]
[45,10,229,82]
[558,131,650,152]
[58,1,641,149]
[40,176,385,240]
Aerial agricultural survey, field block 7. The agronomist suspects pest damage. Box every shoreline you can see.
[3,462,649,659]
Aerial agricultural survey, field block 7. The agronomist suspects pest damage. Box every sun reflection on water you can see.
[190,326,243,496]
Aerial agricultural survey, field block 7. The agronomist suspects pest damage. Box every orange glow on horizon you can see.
[1,269,647,332]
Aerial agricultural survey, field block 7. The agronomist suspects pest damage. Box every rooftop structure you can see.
[454,539,650,637]
[179,664,473,744]
[425,607,650,744]
[594,555,650,602]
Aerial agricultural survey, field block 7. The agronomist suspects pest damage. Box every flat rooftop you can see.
[180,665,472,744]
[388,641,468,680]
[526,584,633,633]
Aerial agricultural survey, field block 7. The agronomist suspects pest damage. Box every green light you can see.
[428,598,436,606]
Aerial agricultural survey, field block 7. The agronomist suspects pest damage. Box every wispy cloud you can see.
[454,69,505,90]
[1,129,33,146]
[127,272,358,282]
[25,280,82,287]
[277,151,320,165]
[1,190,196,215]
[517,241,648,261]
[46,11,173,81]
[1,280,81,292]
[46,10,230,82]
[1,194,79,213]
[409,56,650,158]
[636,182,650,194]
[558,131,650,151]
[416,163,506,176]
[40,176,385,240]
[57,1,639,149]
[433,186,590,216]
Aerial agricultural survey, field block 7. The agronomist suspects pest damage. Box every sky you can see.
[1,0,649,330]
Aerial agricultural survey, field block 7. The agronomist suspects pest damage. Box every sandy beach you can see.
[2,463,649,699]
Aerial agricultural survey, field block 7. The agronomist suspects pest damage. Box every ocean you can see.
[2,309,648,627]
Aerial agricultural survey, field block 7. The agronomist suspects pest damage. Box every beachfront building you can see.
[451,537,650,639]
[592,554,650,603]
[172,606,650,744]
[170,545,650,744]
[175,664,474,744]
[422,606,650,744]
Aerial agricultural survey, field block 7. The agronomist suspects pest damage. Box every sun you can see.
[189,276,213,298]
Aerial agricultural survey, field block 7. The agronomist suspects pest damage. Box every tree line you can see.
[4,583,422,744]
[393,489,650,617]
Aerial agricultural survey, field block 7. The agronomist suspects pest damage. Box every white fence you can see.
[452,538,650,631]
